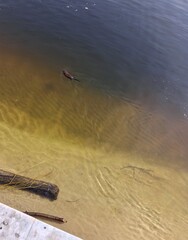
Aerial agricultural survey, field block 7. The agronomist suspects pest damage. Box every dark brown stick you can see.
[24,211,66,223]
[0,169,59,200]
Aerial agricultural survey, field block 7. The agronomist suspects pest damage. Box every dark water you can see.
[0,0,188,116]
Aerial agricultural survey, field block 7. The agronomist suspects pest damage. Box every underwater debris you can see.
[0,169,59,200]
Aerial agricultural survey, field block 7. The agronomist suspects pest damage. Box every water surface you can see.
[0,1,188,239]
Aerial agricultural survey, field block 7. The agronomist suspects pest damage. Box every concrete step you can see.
[0,203,82,240]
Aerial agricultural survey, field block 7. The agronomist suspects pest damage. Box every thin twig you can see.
[24,211,67,223]
[65,199,80,203]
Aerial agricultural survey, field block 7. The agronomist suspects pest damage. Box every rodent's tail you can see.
[74,78,80,82]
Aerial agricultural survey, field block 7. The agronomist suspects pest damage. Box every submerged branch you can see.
[24,211,67,223]
[0,169,59,200]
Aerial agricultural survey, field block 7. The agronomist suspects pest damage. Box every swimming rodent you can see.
[62,69,80,82]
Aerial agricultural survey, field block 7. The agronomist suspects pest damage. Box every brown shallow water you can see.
[0,48,188,240]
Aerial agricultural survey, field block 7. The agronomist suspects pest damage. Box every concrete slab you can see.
[0,203,82,240]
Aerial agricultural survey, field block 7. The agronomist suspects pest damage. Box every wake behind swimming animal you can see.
[62,69,80,82]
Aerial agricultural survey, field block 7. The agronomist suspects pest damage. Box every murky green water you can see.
[0,1,188,239]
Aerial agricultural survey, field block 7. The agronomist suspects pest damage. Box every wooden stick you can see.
[0,169,59,200]
[24,211,67,223]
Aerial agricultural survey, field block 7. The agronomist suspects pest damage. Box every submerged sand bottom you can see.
[0,50,188,239]
[0,119,188,240]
